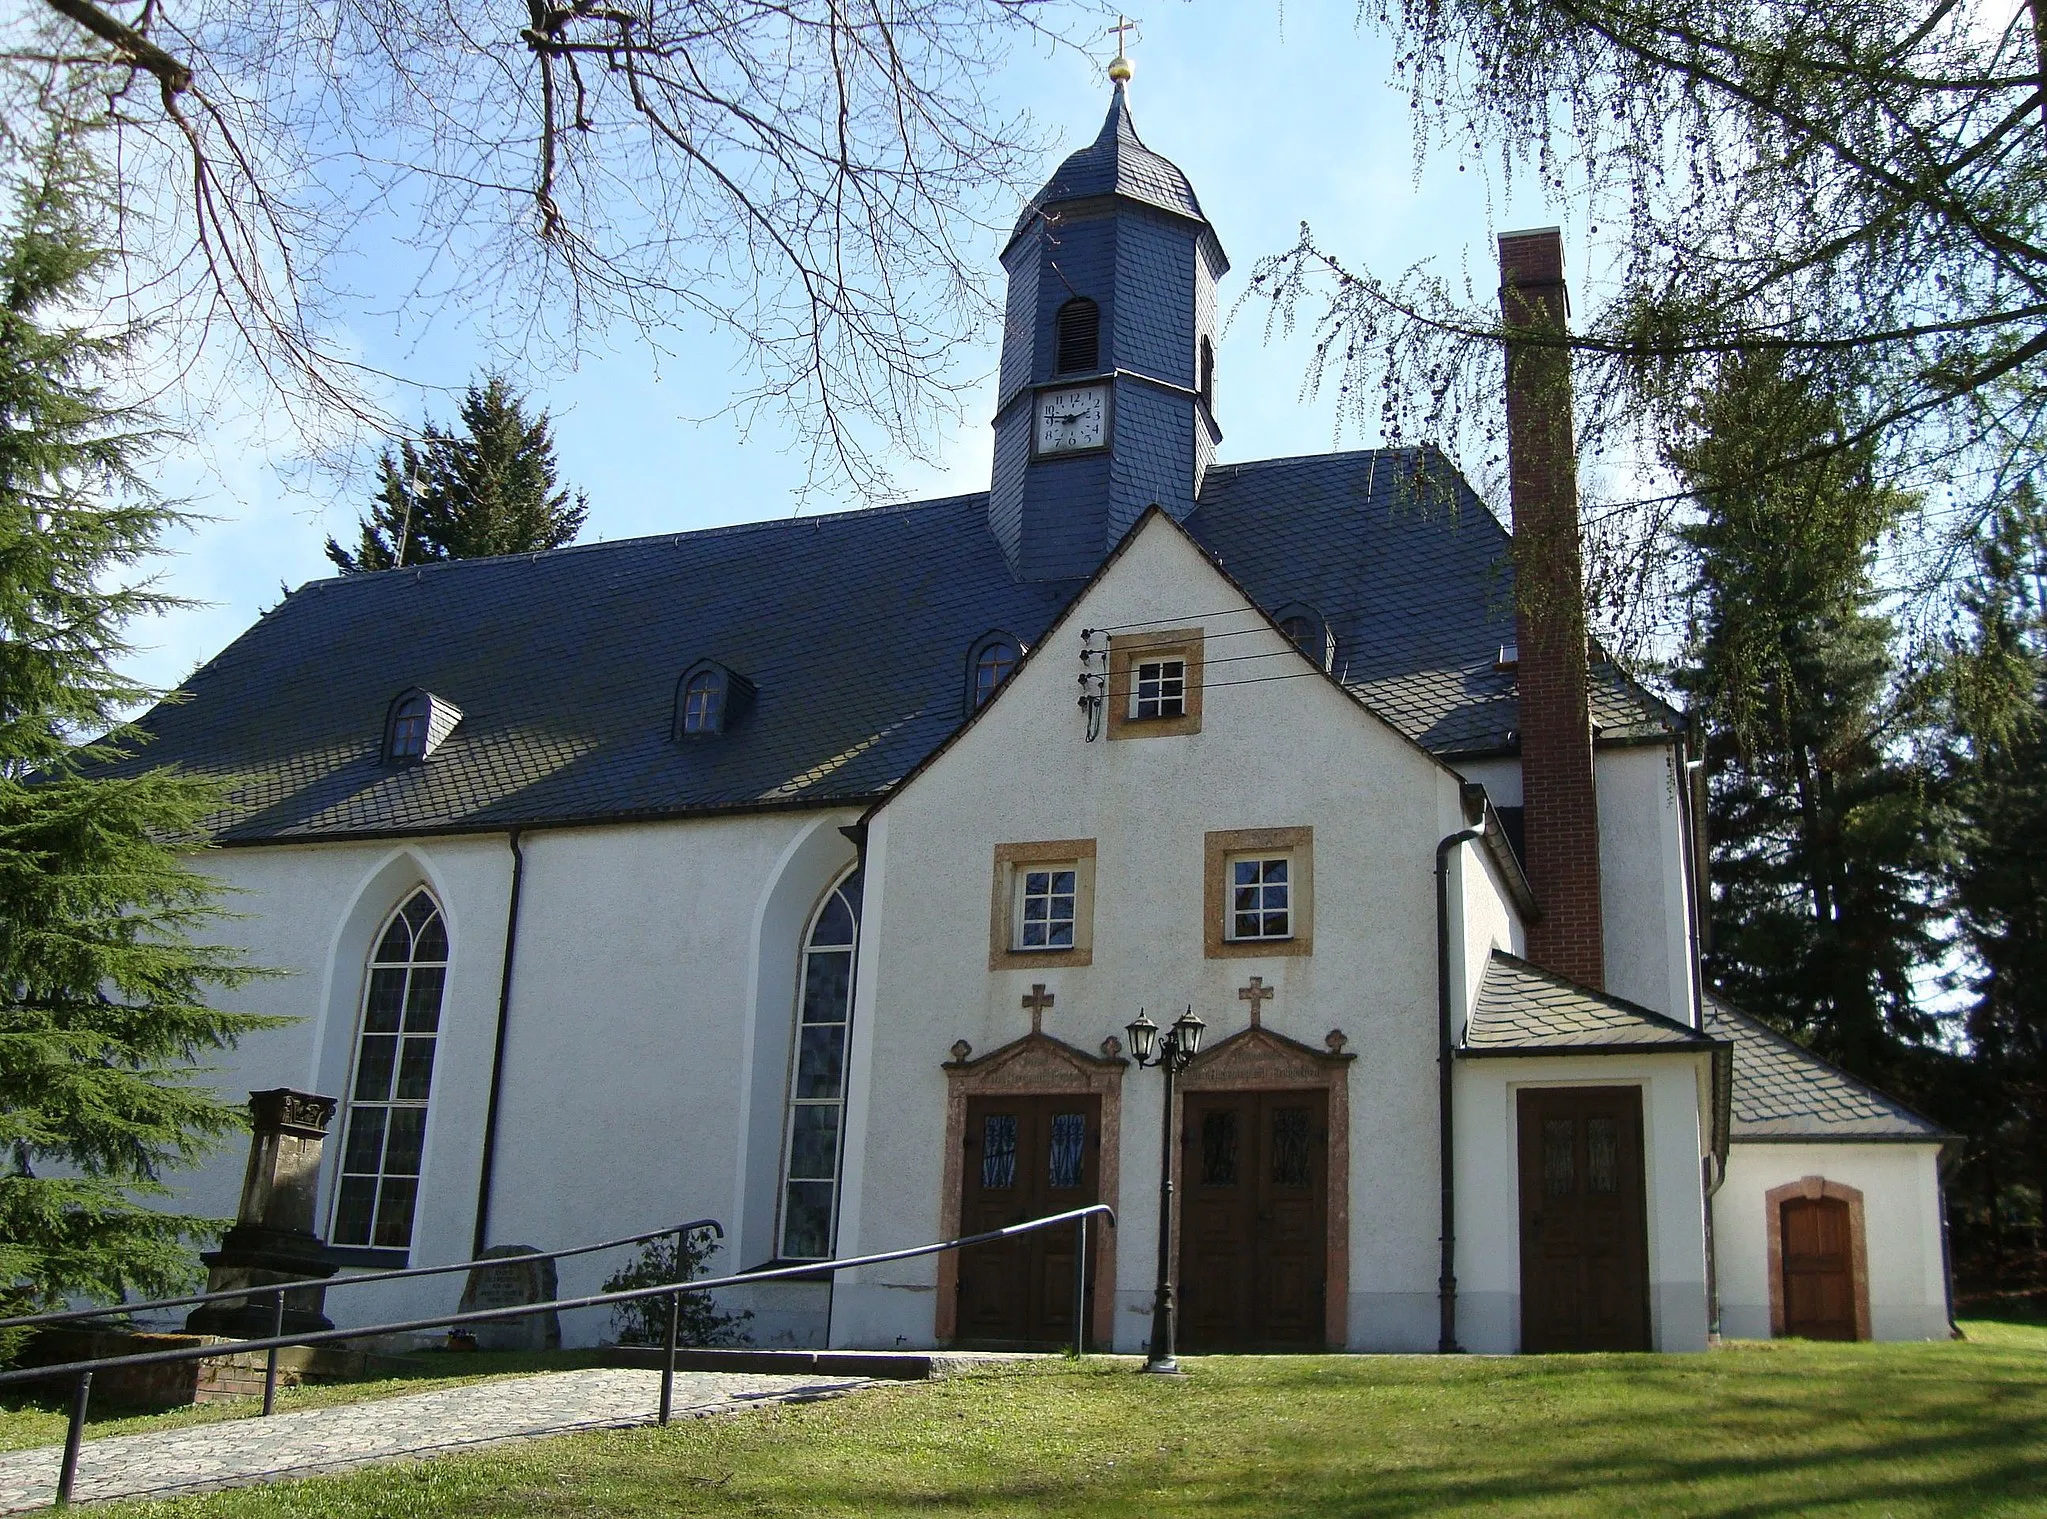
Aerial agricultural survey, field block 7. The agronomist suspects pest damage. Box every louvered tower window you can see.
[1055,298,1100,374]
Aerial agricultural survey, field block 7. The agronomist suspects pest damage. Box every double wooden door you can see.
[1781,1196,1857,1340]
[1179,1089,1328,1351]
[1516,1086,1651,1352]
[955,1094,1099,1348]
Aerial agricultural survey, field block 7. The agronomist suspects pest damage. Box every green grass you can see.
[0,1350,611,1453]
[49,1321,2047,1518]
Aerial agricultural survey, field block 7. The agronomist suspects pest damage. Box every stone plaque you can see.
[456,1245,561,1352]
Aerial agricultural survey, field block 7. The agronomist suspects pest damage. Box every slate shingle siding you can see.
[1464,951,1716,1051]
[1703,997,1947,1141]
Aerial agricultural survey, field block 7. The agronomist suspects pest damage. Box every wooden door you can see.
[1179,1090,1328,1351]
[1781,1196,1857,1340]
[955,1094,1099,1348]
[1516,1086,1651,1352]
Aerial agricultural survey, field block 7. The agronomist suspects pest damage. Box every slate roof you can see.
[105,447,1678,843]
[1704,996,1948,1142]
[1462,951,1719,1054]
[1011,84,1208,240]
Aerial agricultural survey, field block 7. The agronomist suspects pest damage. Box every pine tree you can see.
[0,123,278,1331]
[1944,484,2047,1286]
[1672,353,1945,1080]
[325,377,589,573]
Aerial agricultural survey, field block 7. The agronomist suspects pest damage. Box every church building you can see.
[123,74,1954,1353]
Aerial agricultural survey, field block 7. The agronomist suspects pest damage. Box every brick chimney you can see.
[1498,228,1604,989]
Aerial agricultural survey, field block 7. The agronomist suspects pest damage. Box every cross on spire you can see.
[1022,983,1056,1034]
[1108,16,1135,83]
[1237,976,1274,1028]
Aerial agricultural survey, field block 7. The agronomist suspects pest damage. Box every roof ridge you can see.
[294,490,993,595]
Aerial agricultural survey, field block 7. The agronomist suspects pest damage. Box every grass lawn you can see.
[0,1350,613,1453]
[52,1319,2047,1518]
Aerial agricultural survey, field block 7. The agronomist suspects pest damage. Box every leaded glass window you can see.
[1133,659,1186,719]
[1201,1110,1239,1187]
[333,890,447,1250]
[1229,856,1291,941]
[982,1114,1019,1190]
[1271,1107,1312,1187]
[1543,1118,1576,1196]
[1586,1117,1620,1194]
[779,868,863,1260]
[1048,1113,1086,1190]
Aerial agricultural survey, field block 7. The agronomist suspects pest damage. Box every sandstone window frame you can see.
[1205,827,1314,959]
[1106,628,1204,739]
[990,839,1098,970]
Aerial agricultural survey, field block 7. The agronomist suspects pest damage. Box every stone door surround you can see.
[1764,1175,1872,1341]
[936,1032,1125,1346]
[1179,1022,1355,1349]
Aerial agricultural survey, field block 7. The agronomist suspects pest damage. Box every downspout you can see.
[472,827,527,1258]
[1435,814,1482,1356]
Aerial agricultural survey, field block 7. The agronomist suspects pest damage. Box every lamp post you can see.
[1125,1005,1206,1374]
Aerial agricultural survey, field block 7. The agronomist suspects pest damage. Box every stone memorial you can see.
[456,1245,561,1352]
[186,1089,340,1337]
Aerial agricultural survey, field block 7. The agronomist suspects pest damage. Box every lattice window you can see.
[1228,856,1292,941]
[1586,1117,1620,1194]
[333,890,447,1250]
[1543,1119,1576,1196]
[778,868,863,1260]
[1133,659,1186,719]
[1016,867,1077,951]
[1201,1110,1239,1187]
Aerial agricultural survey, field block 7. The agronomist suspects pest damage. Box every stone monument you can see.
[456,1245,561,1351]
[185,1089,340,1337]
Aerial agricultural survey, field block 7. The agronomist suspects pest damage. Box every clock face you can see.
[1035,385,1108,454]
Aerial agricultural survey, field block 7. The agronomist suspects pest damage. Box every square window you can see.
[1133,659,1186,720]
[1205,827,1313,959]
[1016,867,1078,950]
[1229,856,1292,941]
[990,841,1096,969]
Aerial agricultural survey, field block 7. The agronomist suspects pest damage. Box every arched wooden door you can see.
[1780,1195,1857,1340]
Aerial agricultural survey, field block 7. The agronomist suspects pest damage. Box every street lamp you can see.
[1125,1005,1206,1374]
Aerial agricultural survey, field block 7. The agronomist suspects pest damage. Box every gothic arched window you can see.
[779,867,863,1260]
[1055,297,1100,374]
[333,889,448,1252]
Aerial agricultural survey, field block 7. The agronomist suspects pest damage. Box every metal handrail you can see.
[0,1217,724,1333]
[4,1203,1114,1508]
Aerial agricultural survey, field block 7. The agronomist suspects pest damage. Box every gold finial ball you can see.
[1108,53,1133,83]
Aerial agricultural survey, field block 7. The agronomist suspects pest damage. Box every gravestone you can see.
[456,1245,561,1351]
[186,1089,339,1337]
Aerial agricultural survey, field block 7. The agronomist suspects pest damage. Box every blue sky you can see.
[132,3,1565,694]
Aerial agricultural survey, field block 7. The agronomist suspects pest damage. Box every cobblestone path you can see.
[0,1367,869,1511]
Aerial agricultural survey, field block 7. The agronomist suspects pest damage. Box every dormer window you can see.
[384,689,460,764]
[1274,604,1335,673]
[673,660,754,739]
[966,632,1023,713]
[1055,297,1100,375]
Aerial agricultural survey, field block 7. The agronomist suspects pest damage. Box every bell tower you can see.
[989,61,1227,581]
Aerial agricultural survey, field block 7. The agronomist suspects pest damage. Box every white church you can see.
[129,78,1955,1354]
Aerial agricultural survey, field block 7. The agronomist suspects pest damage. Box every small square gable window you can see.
[674,660,755,739]
[384,688,461,764]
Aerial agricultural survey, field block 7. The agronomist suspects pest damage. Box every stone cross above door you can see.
[1022,983,1055,1034]
[1238,976,1275,1027]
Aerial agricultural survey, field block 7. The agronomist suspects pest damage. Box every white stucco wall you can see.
[837,513,1516,1353]
[1595,746,1697,1023]
[1716,1141,1951,1342]
[1453,1053,1714,1353]
[171,806,857,1346]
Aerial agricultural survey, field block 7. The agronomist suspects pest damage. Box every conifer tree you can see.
[0,122,276,1328]
[1944,484,2047,1282]
[1673,353,1945,1079]
[325,377,589,573]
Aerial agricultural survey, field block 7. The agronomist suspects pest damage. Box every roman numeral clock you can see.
[1034,384,1109,455]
